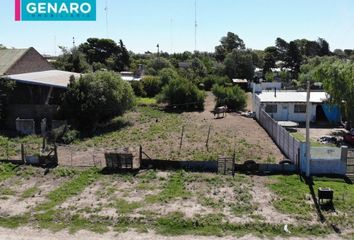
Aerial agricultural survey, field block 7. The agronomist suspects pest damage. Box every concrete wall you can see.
[300,146,348,176]
[5,48,54,75]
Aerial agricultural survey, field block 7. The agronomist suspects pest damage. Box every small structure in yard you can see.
[318,187,334,205]
[105,148,134,170]
[232,79,248,91]
[254,90,341,124]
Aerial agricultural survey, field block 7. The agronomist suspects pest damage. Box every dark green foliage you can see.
[130,80,146,97]
[61,129,80,144]
[141,76,162,98]
[299,58,354,128]
[215,32,246,62]
[61,71,135,131]
[146,58,173,75]
[0,78,16,122]
[212,85,246,111]
[78,38,130,72]
[158,68,179,86]
[224,49,255,80]
[54,47,91,73]
[200,75,231,91]
[158,78,206,110]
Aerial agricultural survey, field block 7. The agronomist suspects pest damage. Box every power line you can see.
[194,0,198,52]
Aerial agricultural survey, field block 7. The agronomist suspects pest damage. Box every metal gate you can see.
[217,156,235,176]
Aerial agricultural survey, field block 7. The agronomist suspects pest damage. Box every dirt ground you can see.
[0,227,342,240]
[55,92,284,166]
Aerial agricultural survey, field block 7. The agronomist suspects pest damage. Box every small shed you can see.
[232,79,248,91]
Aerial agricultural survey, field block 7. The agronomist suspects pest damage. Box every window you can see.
[265,104,277,113]
[294,104,306,113]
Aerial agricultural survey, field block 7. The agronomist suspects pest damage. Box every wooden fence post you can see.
[179,126,185,152]
[206,125,211,151]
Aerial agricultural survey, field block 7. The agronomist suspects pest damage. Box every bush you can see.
[158,78,206,111]
[212,85,246,111]
[61,71,135,131]
[141,76,162,98]
[158,68,179,86]
[201,75,231,91]
[130,81,146,97]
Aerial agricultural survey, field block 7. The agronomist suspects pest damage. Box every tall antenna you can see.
[105,0,109,37]
[72,37,75,48]
[194,0,198,52]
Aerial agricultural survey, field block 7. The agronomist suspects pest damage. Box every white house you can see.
[253,91,341,123]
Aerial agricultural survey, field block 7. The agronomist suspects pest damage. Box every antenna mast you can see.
[105,0,109,38]
[194,0,198,52]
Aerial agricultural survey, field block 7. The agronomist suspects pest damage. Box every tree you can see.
[0,44,6,50]
[158,78,206,110]
[300,58,354,128]
[317,38,330,56]
[79,38,130,72]
[212,85,246,111]
[201,75,231,91]
[215,32,245,61]
[54,47,91,73]
[224,49,255,80]
[61,71,135,131]
[285,41,302,78]
[275,37,289,61]
[263,47,278,73]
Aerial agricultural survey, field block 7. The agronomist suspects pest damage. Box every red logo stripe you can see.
[15,0,21,21]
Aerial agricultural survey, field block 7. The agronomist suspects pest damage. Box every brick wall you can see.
[6,48,54,75]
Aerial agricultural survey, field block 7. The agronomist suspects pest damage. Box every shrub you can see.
[141,76,162,98]
[158,68,179,86]
[130,81,146,97]
[212,85,246,111]
[201,75,231,91]
[61,71,135,131]
[158,78,206,111]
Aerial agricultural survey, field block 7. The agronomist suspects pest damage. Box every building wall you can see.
[5,104,58,131]
[254,95,317,122]
[5,48,54,75]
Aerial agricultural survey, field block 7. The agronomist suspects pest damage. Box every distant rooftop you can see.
[3,70,81,89]
[0,48,29,75]
[257,91,329,103]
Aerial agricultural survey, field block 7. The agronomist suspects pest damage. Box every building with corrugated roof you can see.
[0,47,54,76]
[254,91,341,123]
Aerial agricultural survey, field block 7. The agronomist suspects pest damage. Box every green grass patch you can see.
[36,168,99,211]
[146,171,190,203]
[0,215,29,229]
[0,163,18,182]
[111,198,142,214]
[20,186,40,199]
[137,98,157,106]
[268,175,313,217]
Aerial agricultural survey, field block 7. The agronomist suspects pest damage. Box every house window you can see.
[294,104,306,113]
[265,104,277,113]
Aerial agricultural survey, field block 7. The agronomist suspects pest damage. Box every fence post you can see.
[179,126,185,152]
[206,125,211,151]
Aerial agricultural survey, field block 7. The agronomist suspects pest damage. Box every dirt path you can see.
[0,228,343,240]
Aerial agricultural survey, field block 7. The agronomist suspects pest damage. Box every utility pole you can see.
[305,81,311,177]
[72,37,76,48]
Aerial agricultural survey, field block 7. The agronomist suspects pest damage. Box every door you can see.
[281,104,289,121]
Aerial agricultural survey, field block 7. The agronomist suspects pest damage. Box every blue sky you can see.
[0,0,353,55]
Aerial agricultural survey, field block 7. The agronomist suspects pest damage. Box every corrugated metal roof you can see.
[257,91,328,103]
[0,49,29,75]
[3,70,81,88]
